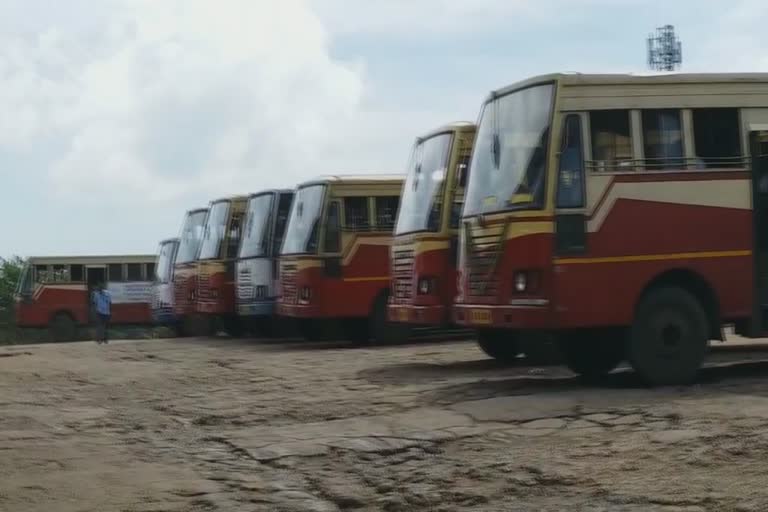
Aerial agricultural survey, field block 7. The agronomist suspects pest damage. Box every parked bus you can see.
[236,189,294,334]
[172,207,209,332]
[151,238,179,326]
[388,122,476,327]
[196,195,248,335]
[277,175,404,343]
[15,255,155,341]
[454,72,768,386]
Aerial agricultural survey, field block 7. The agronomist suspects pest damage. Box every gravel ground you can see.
[2,335,768,511]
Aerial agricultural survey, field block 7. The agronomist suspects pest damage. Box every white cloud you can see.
[0,0,364,203]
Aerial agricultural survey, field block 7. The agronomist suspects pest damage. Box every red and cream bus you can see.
[151,238,179,326]
[277,175,404,343]
[388,122,475,327]
[196,195,248,335]
[236,189,294,334]
[454,72,768,386]
[15,255,155,341]
[172,207,208,332]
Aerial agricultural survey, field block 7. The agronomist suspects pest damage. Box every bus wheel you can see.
[370,294,409,345]
[345,319,370,345]
[628,287,708,386]
[476,329,520,364]
[51,313,76,342]
[560,330,625,381]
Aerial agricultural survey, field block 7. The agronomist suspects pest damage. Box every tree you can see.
[0,257,24,323]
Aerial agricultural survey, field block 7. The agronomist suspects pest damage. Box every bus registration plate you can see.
[397,308,409,322]
[471,309,492,324]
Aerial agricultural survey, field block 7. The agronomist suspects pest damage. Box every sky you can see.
[1,0,766,256]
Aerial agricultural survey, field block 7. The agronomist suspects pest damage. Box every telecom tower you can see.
[647,25,682,71]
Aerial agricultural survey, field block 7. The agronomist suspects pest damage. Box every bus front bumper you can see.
[388,304,447,326]
[237,301,276,317]
[453,301,550,329]
[277,303,321,318]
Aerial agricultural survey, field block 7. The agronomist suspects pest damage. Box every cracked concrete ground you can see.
[2,336,768,511]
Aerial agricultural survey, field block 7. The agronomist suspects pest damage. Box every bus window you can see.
[226,215,242,259]
[642,109,683,170]
[52,264,70,282]
[344,197,370,231]
[692,108,742,168]
[375,196,399,230]
[146,263,155,281]
[109,264,124,282]
[126,263,142,281]
[272,193,293,255]
[71,264,84,282]
[556,114,585,209]
[324,201,341,253]
[590,110,632,171]
[35,265,50,283]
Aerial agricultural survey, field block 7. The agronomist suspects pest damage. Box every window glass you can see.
[226,214,242,259]
[556,115,585,208]
[692,108,742,168]
[324,202,341,253]
[145,263,155,281]
[108,264,124,282]
[343,197,370,231]
[272,193,293,255]
[36,265,51,283]
[52,264,70,282]
[642,109,683,170]
[70,264,84,282]
[375,196,399,230]
[126,263,142,281]
[590,110,633,171]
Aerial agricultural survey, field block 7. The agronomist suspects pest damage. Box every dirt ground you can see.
[3,336,768,511]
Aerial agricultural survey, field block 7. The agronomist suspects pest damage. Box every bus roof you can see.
[299,174,404,188]
[209,195,249,205]
[186,207,208,215]
[27,255,156,265]
[247,189,294,199]
[490,72,768,100]
[159,238,180,245]
[419,121,475,141]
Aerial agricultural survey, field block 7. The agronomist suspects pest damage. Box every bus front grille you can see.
[280,263,298,304]
[465,222,505,298]
[391,247,415,303]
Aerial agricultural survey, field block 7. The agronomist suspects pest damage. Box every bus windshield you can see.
[199,201,231,260]
[155,241,177,283]
[464,84,554,217]
[239,193,275,259]
[395,133,453,234]
[281,185,325,255]
[176,210,208,264]
[15,262,32,296]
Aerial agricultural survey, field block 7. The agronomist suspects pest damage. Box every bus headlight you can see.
[513,272,527,293]
[417,276,436,295]
[300,286,312,302]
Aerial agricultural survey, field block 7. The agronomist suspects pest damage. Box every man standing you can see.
[92,283,112,345]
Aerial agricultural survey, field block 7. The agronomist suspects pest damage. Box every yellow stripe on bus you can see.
[343,276,390,282]
[554,249,751,265]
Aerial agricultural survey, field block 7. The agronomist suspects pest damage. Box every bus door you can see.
[750,130,768,331]
[86,266,107,322]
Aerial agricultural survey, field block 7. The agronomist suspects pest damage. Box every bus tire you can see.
[51,312,76,342]
[628,287,708,386]
[370,292,409,345]
[476,329,520,364]
[560,330,625,381]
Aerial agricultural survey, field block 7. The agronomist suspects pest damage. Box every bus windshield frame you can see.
[395,132,454,235]
[155,241,177,283]
[198,201,232,261]
[281,185,326,255]
[238,193,276,259]
[463,82,555,217]
[175,210,209,264]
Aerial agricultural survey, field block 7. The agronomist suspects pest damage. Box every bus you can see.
[151,238,179,326]
[15,255,155,341]
[236,189,294,334]
[277,175,404,343]
[196,195,248,335]
[454,72,768,386]
[388,122,475,327]
[172,207,209,332]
